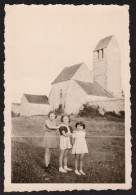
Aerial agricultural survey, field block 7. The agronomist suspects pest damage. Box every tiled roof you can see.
[24,94,48,104]
[52,63,83,84]
[75,80,113,98]
[94,35,113,51]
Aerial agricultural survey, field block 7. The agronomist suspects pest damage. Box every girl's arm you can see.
[61,130,72,137]
[45,121,59,130]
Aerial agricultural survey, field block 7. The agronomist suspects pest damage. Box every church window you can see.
[97,50,99,59]
[102,49,104,58]
[60,89,62,98]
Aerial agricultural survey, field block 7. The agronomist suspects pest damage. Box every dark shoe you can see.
[48,164,56,170]
[48,164,53,169]
[44,166,52,173]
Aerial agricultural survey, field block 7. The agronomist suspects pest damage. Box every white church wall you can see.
[93,48,108,90]
[73,63,94,83]
[107,37,122,97]
[49,80,71,111]
[65,80,87,114]
[93,36,122,98]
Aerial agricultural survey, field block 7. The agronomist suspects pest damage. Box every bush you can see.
[104,111,125,121]
[11,111,20,117]
[104,111,125,119]
[78,104,101,117]
[55,104,64,115]
[104,111,119,118]
[78,104,125,120]
[119,111,125,118]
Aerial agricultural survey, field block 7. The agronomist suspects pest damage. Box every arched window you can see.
[97,50,99,59]
[60,89,62,99]
[102,49,104,58]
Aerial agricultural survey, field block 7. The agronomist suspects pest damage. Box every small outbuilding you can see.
[11,103,21,116]
[20,94,49,116]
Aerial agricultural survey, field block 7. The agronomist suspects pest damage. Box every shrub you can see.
[11,111,20,117]
[78,103,101,117]
[104,111,125,121]
[55,104,64,115]
[78,104,125,120]
[104,111,119,118]
[119,111,125,118]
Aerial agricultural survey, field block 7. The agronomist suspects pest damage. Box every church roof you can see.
[24,94,48,104]
[52,63,82,84]
[94,35,113,51]
[75,80,113,97]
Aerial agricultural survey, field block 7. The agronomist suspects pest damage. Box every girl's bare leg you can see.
[79,154,86,175]
[64,149,68,167]
[63,149,73,171]
[45,148,49,167]
[74,154,81,175]
[48,148,51,165]
[59,150,65,168]
[75,154,80,170]
[79,153,84,170]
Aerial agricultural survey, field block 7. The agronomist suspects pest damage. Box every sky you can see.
[5,5,129,103]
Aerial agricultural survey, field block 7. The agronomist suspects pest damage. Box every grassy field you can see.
[11,115,125,183]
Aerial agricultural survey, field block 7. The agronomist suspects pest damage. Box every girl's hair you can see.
[48,111,57,119]
[61,114,71,123]
[75,121,85,129]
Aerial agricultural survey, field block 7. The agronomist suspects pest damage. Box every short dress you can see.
[72,131,88,154]
[41,119,59,148]
[59,124,73,150]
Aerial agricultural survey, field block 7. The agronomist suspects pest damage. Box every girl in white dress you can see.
[72,121,88,175]
[59,115,73,173]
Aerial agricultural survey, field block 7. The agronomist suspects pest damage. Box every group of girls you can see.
[41,111,88,176]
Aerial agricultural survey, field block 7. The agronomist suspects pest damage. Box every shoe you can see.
[79,170,86,175]
[59,167,67,173]
[74,170,81,175]
[48,164,56,170]
[48,164,54,169]
[44,166,52,173]
[64,166,73,171]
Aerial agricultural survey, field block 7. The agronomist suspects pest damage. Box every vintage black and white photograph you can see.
[4,4,131,191]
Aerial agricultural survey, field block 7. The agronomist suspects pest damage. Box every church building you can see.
[49,35,123,114]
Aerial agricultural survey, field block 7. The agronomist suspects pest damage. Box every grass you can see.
[11,115,125,183]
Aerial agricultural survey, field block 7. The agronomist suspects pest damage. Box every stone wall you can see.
[88,98,124,115]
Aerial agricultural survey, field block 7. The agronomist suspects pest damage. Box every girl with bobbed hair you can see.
[41,111,59,173]
[59,114,73,173]
[72,121,88,175]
